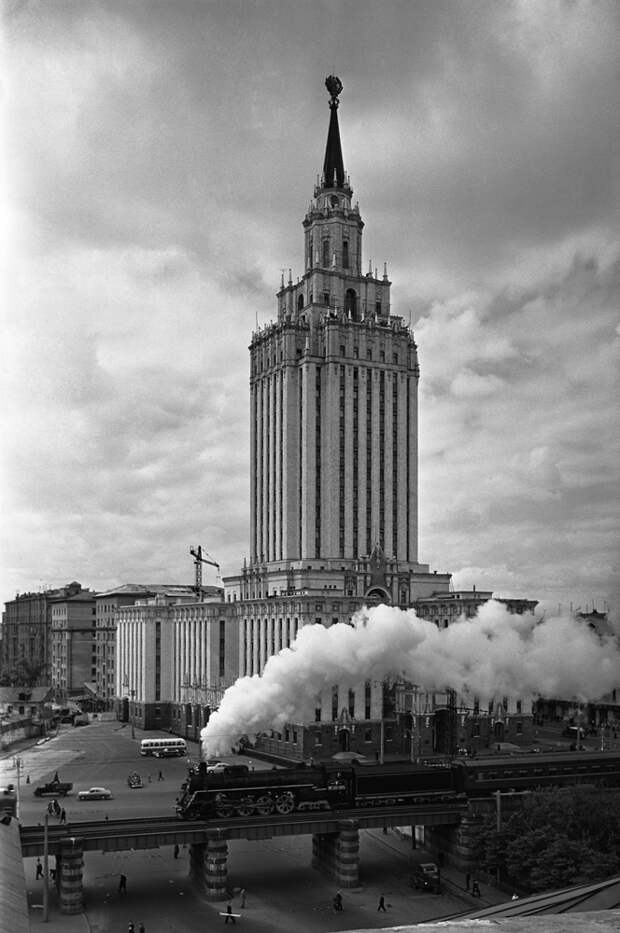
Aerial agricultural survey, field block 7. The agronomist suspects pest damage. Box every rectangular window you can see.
[219,620,226,678]
[332,686,339,721]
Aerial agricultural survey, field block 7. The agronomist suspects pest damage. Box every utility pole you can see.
[495,790,501,888]
[13,757,21,820]
[43,813,49,923]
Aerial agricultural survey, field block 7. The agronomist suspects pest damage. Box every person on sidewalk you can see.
[224,903,236,924]
[36,859,43,880]
[59,808,66,824]
[119,873,127,894]
[240,889,247,908]
[471,879,481,897]
[173,843,179,858]
[377,894,386,912]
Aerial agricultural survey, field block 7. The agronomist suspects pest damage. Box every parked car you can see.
[77,787,113,801]
[206,762,228,773]
[411,861,441,893]
[206,762,249,776]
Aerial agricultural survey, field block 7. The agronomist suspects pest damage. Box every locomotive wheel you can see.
[235,796,255,817]
[275,791,295,815]
[215,795,234,818]
[255,794,275,815]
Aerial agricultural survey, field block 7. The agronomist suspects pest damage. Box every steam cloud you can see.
[201,601,620,757]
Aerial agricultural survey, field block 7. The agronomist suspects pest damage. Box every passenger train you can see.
[175,750,620,821]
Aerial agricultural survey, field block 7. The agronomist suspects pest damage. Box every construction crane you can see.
[189,546,220,599]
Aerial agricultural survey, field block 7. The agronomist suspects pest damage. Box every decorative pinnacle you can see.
[325,75,343,108]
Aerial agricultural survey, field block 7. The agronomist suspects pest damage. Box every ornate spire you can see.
[322,75,345,189]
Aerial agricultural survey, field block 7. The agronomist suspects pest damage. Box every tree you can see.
[470,787,620,893]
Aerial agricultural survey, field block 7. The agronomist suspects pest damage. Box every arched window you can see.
[345,289,357,320]
[297,294,304,311]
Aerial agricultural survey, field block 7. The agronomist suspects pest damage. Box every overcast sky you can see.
[1,0,619,613]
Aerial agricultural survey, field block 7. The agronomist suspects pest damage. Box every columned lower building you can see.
[114,589,238,739]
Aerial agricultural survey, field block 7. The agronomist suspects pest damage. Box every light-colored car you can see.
[206,762,228,773]
[77,786,113,801]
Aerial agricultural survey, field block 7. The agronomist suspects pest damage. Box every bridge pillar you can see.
[312,819,359,888]
[190,829,229,900]
[57,837,84,914]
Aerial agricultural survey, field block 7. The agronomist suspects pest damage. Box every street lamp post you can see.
[410,685,419,764]
[130,689,136,739]
[13,756,22,820]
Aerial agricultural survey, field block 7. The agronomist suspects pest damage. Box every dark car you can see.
[411,861,441,893]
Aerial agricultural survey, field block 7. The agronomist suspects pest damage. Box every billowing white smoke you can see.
[201,600,620,757]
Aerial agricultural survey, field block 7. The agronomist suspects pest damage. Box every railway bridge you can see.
[19,800,468,913]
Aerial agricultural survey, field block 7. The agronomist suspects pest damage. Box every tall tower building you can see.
[229,77,450,607]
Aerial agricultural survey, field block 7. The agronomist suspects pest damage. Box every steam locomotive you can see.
[175,750,620,821]
[176,760,456,820]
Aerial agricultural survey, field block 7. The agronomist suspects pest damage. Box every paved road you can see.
[8,721,485,932]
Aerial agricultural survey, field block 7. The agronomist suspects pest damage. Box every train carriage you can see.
[456,750,620,796]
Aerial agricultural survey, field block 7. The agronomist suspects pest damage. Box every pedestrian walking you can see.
[377,894,386,912]
[47,801,54,815]
[240,888,246,908]
[224,903,236,924]
[334,890,343,911]
[158,770,164,781]
[119,873,127,894]
[60,808,66,824]
[465,872,471,891]
[472,879,481,897]
[36,859,43,879]
[173,843,179,859]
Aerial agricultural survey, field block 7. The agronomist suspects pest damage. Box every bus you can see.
[140,737,187,758]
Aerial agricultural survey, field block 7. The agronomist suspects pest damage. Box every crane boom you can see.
[190,546,220,598]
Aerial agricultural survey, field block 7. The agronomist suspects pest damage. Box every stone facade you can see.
[50,585,97,703]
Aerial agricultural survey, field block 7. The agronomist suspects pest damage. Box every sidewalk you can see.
[373,826,510,910]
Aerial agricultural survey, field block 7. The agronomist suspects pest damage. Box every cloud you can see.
[1,1,619,611]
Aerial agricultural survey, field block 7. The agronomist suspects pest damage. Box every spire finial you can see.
[325,75,343,108]
[322,76,345,189]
